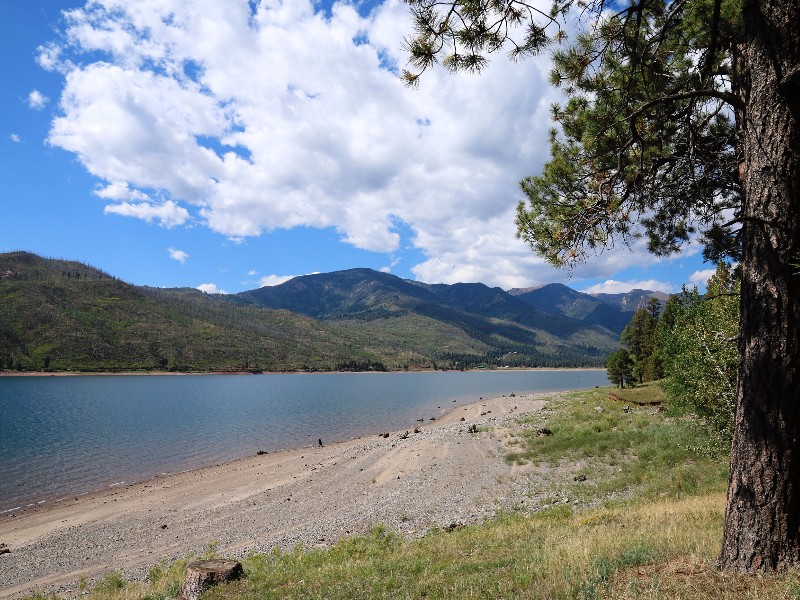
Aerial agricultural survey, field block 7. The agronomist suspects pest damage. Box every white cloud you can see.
[197,283,227,294]
[259,274,295,287]
[689,269,716,285]
[41,0,658,288]
[104,200,189,228]
[247,269,257,276]
[37,43,70,73]
[27,89,49,110]
[581,279,675,295]
[94,181,152,202]
[168,247,189,264]
[10,134,21,143]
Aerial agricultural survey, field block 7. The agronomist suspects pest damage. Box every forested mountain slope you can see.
[1,253,621,372]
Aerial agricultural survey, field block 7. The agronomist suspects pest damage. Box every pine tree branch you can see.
[702,0,723,81]
[625,90,745,122]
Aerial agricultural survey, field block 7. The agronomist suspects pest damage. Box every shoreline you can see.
[0,390,559,599]
[0,367,605,378]
[0,370,608,517]
[0,383,545,517]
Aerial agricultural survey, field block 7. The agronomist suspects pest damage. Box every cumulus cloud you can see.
[94,182,152,202]
[197,283,227,294]
[104,200,189,227]
[41,0,645,287]
[37,43,70,73]
[582,279,675,295]
[689,269,717,285]
[10,134,21,143]
[168,247,189,264]
[27,89,49,110]
[259,274,296,287]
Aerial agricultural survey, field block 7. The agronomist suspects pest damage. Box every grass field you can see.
[26,385,800,600]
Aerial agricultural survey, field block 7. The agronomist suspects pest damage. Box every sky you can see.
[2,0,716,296]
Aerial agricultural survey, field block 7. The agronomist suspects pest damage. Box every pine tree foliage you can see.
[402,0,557,86]
[404,0,744,267]
[515,0,743,268]
[606,347,634,388]
[621,297,662,383]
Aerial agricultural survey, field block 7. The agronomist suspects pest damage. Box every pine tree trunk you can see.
[718,0,800,572]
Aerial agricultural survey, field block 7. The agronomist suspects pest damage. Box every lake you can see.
[0,369,608,513]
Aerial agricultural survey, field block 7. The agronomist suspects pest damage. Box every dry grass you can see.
[606,554,800,599]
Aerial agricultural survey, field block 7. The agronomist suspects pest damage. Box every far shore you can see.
[0,366,605,378]
[0,389,565,599]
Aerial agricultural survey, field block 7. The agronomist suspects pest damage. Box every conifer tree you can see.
[405,0,800,572]
[621,304,659,384]
[606,347,634,388]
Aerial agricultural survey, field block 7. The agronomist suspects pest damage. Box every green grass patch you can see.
[610,381,668,406]
[505,385,728,502]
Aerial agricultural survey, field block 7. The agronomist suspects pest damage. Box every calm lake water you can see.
[0,370,607,513]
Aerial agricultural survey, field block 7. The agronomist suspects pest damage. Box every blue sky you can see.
[2,0,714,295]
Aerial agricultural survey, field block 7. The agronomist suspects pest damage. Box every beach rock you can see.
[0,543,9,555]
[180,559,242,600]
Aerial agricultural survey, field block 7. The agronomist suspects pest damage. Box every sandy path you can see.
[0,392,552,599]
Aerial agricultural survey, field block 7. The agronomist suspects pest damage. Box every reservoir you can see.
[0,369,607,513]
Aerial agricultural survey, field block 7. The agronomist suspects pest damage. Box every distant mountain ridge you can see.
[235,269,616,341]
[590,289,670,312]
[0,252,666,373]
[236,270,611,337]
[509,283,668,335]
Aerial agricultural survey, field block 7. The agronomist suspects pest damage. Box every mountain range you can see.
[509,283,669,335]
[0,251,666,373]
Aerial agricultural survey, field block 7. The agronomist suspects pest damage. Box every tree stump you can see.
[180,559,242,600]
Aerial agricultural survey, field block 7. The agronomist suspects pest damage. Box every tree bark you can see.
[719,0,800,572]
[180,559,243,600]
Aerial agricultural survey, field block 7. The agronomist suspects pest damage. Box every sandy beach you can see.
[0,391,559,599]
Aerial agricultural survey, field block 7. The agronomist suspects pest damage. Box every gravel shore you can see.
[0,392,560,599]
